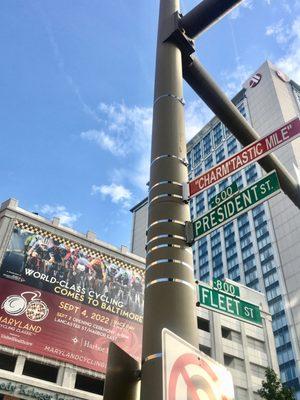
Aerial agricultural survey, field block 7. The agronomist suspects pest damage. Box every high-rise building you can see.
[130,60,300,397]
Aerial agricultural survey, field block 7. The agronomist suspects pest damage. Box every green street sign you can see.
[213,278,240,298]
[209,181,239,208]
[193,170,280,240]
[197,284,262,326]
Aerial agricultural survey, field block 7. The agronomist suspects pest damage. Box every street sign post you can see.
[197,282,262,326]
[186,117,300,199]
[162,329,234,400]
[190,170,280,241]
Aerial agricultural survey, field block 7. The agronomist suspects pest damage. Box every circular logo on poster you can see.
[276,70,289,82]
[1,291,49,322]
[26,300,49,322]
[249,73,262,88]
[1,295,27,316]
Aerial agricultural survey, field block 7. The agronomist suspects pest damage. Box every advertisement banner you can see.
[0,224,144,373]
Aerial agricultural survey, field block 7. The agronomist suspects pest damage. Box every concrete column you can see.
[14,355,26,375]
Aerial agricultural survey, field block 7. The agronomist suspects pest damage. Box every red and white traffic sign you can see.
[187,117,300,199]
[163,329,234,400]
[249,73,262,88]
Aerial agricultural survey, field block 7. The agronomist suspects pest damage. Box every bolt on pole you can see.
[140,0,198,399]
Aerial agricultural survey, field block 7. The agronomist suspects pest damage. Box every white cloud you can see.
[36,205,81,227]
[276,16,300,82]
[81,129,125,156]
[266,20,291,44]
[84,99,215,196]
[92,183,132,208]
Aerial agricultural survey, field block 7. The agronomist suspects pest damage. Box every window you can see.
[187,151,192,172]
[203,133,212,155]
[261,258,276,275]
[260,245,273,262]
[238,103,247,118]
[252,204,265,218]
[227,137,237,155]
[256,222,269,239]
[264,271,278,288]
[273,313,288,332]
[237,213,249,228]
[242,245,253,260]
[207,186,216,204]
[274,327,290,348]
[226,245,237,259]
[245,269,257,284]
[196,193,205,215]
[228,265,240,281]
[75,374,105,395]
[227,254,238,268]
[0,352,17,371]
[224,222,234,237]
[257,235,271,250]
[204,154,213,170]
[23,360,58,383]
[277,345,295,365]
[250,363,266,379]
[194,142,202,165]
[222,327,242,343]
[243,256,256,273]
[211,231,221,247]
[213,123,223,147]
[247,337,266,352]
[224,355,245,371]
[216,146,225,162]
[280,361,297,383]
[199,345,211,356]
[194,163,202,177]
[245,164,258,183]
[235,387,248,400]
[266,283,280,301]
[197,317,210,332]
[269,298,284,315]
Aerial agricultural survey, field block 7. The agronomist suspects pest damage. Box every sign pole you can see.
[140,0,198,399]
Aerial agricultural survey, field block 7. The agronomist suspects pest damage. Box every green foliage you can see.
[257,368,295,400]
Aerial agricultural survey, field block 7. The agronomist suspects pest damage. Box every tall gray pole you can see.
[140,1,198,399]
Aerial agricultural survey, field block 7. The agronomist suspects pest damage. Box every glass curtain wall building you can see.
[187,62,300,397]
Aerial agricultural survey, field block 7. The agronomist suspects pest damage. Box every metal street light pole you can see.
[140,0,198,399]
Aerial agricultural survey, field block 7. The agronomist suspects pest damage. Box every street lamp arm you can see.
[179,0,243,39]
[183,56,300,209]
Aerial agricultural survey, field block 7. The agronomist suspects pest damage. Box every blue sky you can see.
[1,0,299,249]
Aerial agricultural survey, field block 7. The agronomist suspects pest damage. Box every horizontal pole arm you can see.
[179,0,243,39]
[183,56,300,209]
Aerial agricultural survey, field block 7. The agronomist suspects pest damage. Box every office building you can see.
[130,60,300,397]
[0,198,144,400]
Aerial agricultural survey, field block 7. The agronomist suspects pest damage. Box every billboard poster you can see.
[0,222,144,373]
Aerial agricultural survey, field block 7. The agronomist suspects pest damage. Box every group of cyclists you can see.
[19,232,144,314]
